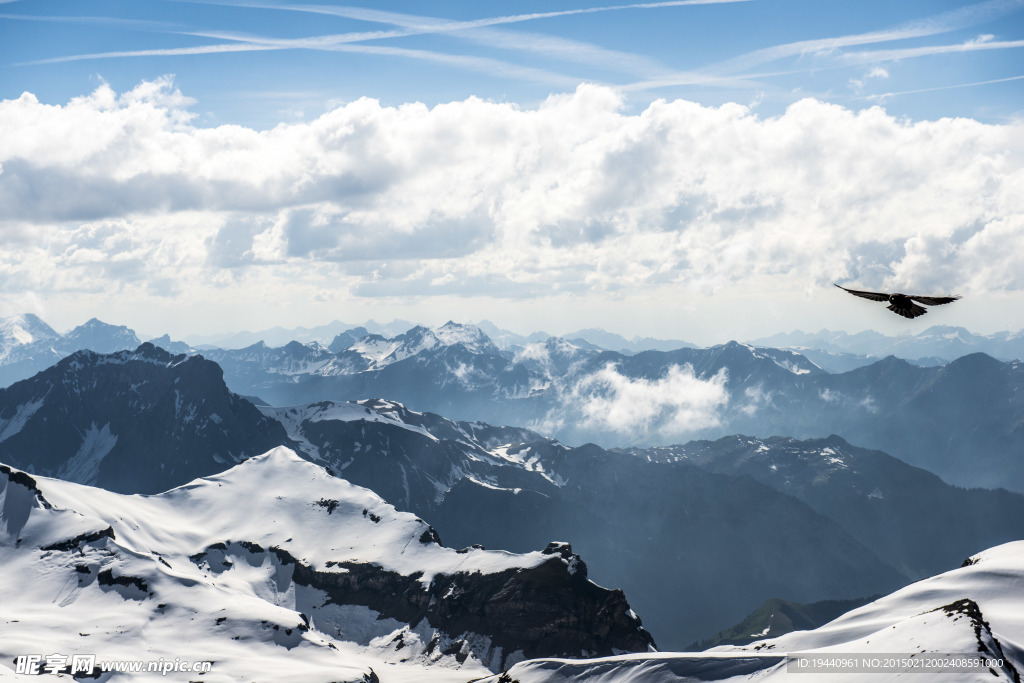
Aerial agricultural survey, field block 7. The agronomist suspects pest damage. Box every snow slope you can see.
[0,448,597,682]
[484,542,1024,683]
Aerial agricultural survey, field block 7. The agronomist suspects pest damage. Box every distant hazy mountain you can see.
[474,319,551,348]
[486,541,1024,683]
[145,333,196,355]
[186,319,419,349]
[750,325,1024,367]
[62,317,140,354]
[0,315,146,387]
[563,327,698,354]
[471,319,697,354]
[186,320,358,349]
[0,450,652,679]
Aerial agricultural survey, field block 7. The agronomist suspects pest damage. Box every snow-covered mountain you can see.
[265,398,553,514]
[483,541,1024,682]
[0,313,59,355]
[348,321,501,370]
[202,321,533,402]
[203,329,830,441]
[0,343,287,493]
[0,449,653,681]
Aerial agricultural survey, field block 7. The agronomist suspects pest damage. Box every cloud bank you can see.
[0,78,1022,329]
[573,363,730,437]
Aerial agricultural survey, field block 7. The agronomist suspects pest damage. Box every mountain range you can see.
[4,344,1024,649]
[0,314,143,387]
[205,326,1024,493]
[3,309,1024,680]
[3,314,1024,493]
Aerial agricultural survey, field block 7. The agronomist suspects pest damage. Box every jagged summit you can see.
[339,321,499,370]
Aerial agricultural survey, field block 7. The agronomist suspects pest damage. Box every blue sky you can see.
[0,0,1023,344]
[4,0,1023,126]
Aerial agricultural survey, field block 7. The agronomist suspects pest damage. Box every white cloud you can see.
[848,65,890,93]
[0,78,1022,335]
[572,363,729,437]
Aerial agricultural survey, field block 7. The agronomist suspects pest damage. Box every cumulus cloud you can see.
[572,363,729,437]
[0,77,1022,325]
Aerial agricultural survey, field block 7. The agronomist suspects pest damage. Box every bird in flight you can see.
[834,284,961,319]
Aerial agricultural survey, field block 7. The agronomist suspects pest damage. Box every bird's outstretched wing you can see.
[834,284,888,302]
[908,294,961,306]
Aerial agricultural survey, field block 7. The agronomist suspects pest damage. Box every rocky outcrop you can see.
[191,539,654,671]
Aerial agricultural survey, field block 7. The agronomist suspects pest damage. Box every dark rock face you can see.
[0,464,51,508]
[0,343,290,493]
[40,527,115,552]
[191,540,654,671]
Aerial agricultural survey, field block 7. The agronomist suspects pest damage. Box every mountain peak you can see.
[62,318,141,354]
[0,313,59,348]
[127,342,188,365]
[433,321,492,346]
[1,345,287,493]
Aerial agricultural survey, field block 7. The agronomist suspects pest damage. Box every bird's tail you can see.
[889,303,927,319]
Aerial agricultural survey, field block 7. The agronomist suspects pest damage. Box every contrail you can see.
[866,73,1024,100]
